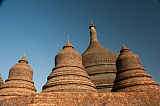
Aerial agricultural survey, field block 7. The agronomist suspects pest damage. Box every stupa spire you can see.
[18,53,28,63]
[89,20,98,43]
[89,20,96,29]
[63,35,74,49]
[67,35,70,43]
[120,43,130,53]
[122,44,128,50]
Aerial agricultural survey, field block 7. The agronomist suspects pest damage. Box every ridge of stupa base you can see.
[0,87,37,100]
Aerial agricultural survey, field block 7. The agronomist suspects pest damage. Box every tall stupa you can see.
[0,55,36,98]
[82,21,118,92]
[112,44,160,92]
[42,36,97,92]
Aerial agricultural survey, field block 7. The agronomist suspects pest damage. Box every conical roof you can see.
[89,20,96,29]
[42,39,97,92]
[82,21,118,92]
[112,44,160,92]
[18,54,28,63]
[0,55,36,97]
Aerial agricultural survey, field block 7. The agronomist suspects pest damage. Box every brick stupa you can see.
[42,37,97,92]
[82,21,118,92]
[112,44,160,92]
[0,55,36,98]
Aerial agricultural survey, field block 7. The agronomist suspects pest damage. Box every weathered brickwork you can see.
[0,92,160,106]
[112,44,160,92]
[0,56,37,98]
[42,41,97,93]
[82,21,118,92]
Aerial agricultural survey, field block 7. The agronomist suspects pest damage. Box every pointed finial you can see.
[122,43,128,50]
[91,20,93,25]
[63,35,74,49]
[18,54,28,63]
[68,35,69,43]
[89,20,96,29]
[24,52,26,57]
[120,43,130,53]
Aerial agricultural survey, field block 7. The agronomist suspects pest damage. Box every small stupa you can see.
[82,21,118,92]
[112,44,160,92]
[42,36,97,92]
[0,54,36,97]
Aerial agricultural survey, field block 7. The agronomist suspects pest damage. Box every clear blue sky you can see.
[0,0,160,92]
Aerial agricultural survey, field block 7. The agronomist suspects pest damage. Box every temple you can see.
[112,44,160,92]
[42,37,97,92]
[82,21,118,92]
[0,22,159,105]
[0,55,36,100]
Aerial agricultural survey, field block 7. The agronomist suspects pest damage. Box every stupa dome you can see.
[82,21,118,92]
[116,44,143,71]
[42,38,97,92]
[55,41,83,69]
[0,55,36,97]
[112,44,160,92]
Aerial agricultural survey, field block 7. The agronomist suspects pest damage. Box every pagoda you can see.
[0,55,36,97]
[112,44,160,92]
[42,37,97,92]
[82,21,118,92]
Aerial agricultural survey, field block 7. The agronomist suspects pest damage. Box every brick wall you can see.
[0,92,160,106]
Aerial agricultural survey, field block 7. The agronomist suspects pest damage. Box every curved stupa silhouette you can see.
[0,55,36,97]
[82,21,118,92]
[42,37,97,92]
[112,44,160,92]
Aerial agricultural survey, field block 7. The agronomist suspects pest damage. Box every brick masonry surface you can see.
[0,92,160,106]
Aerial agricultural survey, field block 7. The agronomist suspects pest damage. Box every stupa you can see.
[42,36,97,92]
[0,55,36,97]
[112,44,160,92]
[82,21,118,92]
